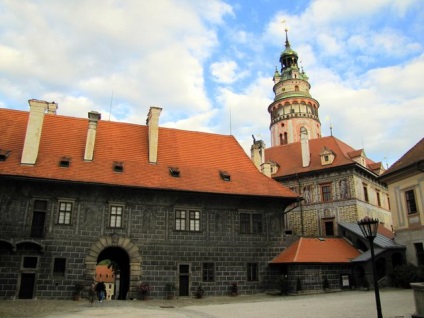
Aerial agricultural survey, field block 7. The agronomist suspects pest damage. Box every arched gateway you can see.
[84,235,141,300]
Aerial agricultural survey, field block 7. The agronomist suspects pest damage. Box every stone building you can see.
[251,29,391,237]
[378,138,424,266]
[0,100,299,300]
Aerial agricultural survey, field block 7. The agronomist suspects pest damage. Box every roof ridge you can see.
[293,237,302,262]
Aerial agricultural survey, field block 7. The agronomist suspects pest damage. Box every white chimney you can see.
[262,162,272,178]
[84,111,101,161]
[300,127,310,167]
[21,99,54,165]
[146,107,162,164]
[46,102,58,114]
[250,136,265,171]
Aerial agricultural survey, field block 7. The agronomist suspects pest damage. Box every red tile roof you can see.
[0,108,298,199]
[270,237,360,263]
[95,265,115,283]
[265,136,379,178]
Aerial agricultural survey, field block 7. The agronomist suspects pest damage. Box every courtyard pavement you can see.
[0,288,416,318]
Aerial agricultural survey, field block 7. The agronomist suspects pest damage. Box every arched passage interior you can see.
[97,247,130,300]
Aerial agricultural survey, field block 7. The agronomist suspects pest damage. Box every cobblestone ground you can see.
[0,288,415,318]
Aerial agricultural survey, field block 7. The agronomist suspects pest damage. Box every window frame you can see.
[320,183,332,202]
[239,211,263,234]
[414,243,424,266]
[405,189,418,215]
[57,200,74,225]
[247,263,259,282]
[109,204,124,228]
[53,257,67,277]
[22,256,38,269]
[202,262,215,282]
[174,208,201,232]
[376,190,381,207]
[363,184,369,202]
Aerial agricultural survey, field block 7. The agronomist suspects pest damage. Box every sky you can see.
[1,0,423,168]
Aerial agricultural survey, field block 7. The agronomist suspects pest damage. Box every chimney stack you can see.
[250,136,265,171]
[21,99,55,165]
[300,127,310,167]
[84,111,101,161]
[146,107,162,164]
[46,102,58,114]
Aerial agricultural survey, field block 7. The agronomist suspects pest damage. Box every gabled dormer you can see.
[320,146,335,165]
[261,160,279,178]
[348,149,366,167]
[368,162,385,175]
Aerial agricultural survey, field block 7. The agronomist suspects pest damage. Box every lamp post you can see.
[358,217,383,318]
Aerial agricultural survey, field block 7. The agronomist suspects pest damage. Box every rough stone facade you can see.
[0,178,295,300]
[285,264,353,293]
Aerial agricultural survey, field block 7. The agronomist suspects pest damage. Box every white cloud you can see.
[210,60,243,84]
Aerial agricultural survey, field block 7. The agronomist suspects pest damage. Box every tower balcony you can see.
[270,112,319,125]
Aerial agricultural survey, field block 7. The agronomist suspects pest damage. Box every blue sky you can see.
[0,0,423,167]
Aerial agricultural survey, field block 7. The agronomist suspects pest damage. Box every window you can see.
[169,167,180,177]
[247,263,258,281]
[406,190,418,214]
[175,209,201,232]
[363,184,369,202]
[23,257,38,269]
[324,220,334,236]
[113,161,124,173]
[415,243,424,266]
[320,184,332,202]
[376,191,381,207]
[58,201,73,225]
[219,170,231,181]
[31,200,47,238]
[240,212,263,234]
[0,149,11,161]
[202,263,214,282]
[387,195,391,210]
[189,210,200,231]
[109,205,123,228]
[59,157,71,167]
[53,258,66,276]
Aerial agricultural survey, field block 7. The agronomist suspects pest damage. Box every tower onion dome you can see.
[280,28,298,69]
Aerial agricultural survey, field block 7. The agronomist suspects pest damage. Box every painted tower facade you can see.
[268,29,321,146]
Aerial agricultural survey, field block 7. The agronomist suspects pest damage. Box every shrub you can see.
[391,264,424,288]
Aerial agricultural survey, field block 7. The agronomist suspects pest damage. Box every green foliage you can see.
[390,264,424,288]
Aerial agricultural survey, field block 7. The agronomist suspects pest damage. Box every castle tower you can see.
[268,28,321,147]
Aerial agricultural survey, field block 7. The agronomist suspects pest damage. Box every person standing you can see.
[95,280,107,302]
[88,282,96,306]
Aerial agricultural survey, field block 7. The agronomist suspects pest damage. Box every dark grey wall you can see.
[0,178,294,299]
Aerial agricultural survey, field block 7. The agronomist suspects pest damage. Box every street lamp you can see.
[358,217,383,318]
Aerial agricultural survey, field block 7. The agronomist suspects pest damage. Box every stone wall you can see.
[286,264,353,293]
[0,178,291,299]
